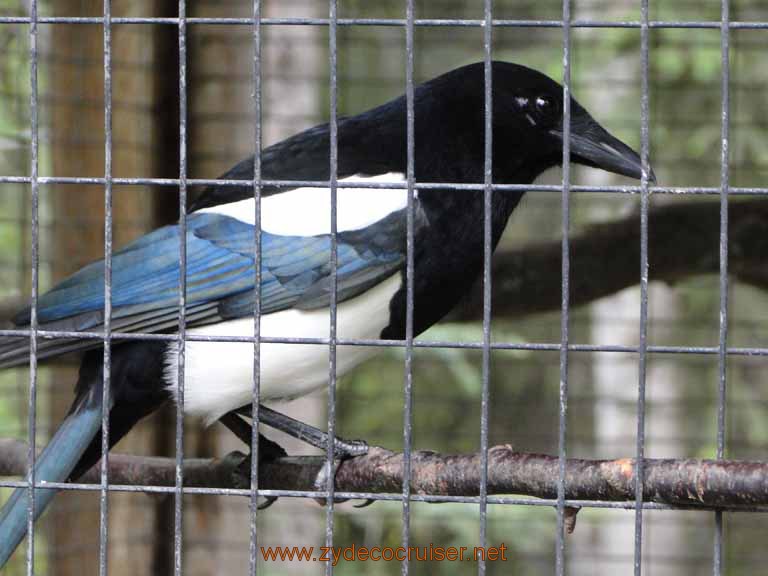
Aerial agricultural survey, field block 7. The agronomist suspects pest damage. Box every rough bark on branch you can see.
[2,439,767,511]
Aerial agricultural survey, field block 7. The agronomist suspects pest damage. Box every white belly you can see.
[163,274,401,424]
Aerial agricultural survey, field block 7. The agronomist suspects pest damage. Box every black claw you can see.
[257,496,279,510]
[353,498,376,509]
[313,495,350,506]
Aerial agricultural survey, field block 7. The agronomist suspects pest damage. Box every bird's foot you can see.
[234,404,370,458]
[313,457,342,505]
[223,405,371,507]
[311,438,370,507]
[325,437,369,458]
[226,426,288,509]
[229,451,282,509]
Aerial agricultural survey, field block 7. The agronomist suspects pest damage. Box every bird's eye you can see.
[535,96,554,116]
[531,95,560,127]
[513,94,559,127]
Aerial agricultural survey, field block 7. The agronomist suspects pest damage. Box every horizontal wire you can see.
[0,478,764,513]
[0,16,768,29]
[1,175,768,196]
[1,328,767,356]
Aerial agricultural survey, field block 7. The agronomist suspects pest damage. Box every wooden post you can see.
[46,1,178,574]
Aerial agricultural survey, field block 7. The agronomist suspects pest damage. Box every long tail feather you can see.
[0,399,102,568]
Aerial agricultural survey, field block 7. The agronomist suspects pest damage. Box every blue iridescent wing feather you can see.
[2,212,404,367]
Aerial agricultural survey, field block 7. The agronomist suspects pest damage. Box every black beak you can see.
[550,119,655,183]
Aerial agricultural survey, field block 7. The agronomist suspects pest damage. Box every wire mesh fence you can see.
[0,0,767,575]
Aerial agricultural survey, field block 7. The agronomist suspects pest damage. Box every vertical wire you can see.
[400,0,415,574]
[478,2,493,576]
[174,1,189,574]
[248,2,263,576]
[24,1,39,574]
[714,0,730,573]
[325,1,339,573]
[99,1,114,575]
[555,0,572,574]
[633,0,652,573]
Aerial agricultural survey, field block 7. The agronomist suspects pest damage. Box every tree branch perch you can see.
[451,197,768,320]
[2,439,767,514]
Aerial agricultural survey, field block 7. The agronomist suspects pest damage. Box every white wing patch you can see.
[198,172,409,236]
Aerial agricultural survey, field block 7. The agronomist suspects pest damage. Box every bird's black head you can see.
[425,61,653,184]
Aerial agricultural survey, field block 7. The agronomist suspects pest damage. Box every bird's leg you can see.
[233,404,369,507]
[219,412,287,461]
[235,404,369,458]
[219,412,287,509]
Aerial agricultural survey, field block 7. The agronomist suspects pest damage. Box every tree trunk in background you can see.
[48,1,178,574]
[48,3,107,573]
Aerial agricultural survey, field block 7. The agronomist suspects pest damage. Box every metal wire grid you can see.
[248,4,263,576]
[0,1,746,575]
[1,15,768,29]
[400,1,417,574]
[715,2,731,573]
[556,1,573,572]
[325,4,340,575]
[23,3,40,576]
[633,1,652,574]
[98,3,114,575]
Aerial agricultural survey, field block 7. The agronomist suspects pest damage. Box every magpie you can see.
[0,61,651,565]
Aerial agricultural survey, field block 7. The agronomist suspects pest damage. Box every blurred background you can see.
[1,0,768,574]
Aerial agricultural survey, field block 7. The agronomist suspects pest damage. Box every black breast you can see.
[381,187,524,340]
